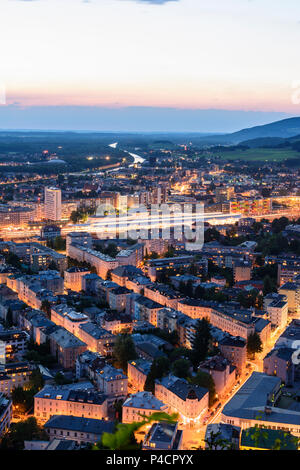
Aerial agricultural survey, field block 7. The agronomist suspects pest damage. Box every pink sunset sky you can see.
[1,0,300,131]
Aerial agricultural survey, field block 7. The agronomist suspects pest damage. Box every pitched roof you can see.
[44,415,115,435]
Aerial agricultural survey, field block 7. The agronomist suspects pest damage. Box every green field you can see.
[213,148,300,162]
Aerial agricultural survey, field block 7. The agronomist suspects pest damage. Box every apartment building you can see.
[0,393,12,437]
[142,422,183,451]
[176,313,198,349]
[44,187,62,221]
[263,348,295,386]
[0,362,32,395]
[75,351,105,380]
[144,255,195,282]
[115,244,144,268]
[0,205,34,227]
[122,391,168,423]
[101,312,133,335]
[51,304,89,337]
[64,267,90,292]
[34,385,108,423]
[49,328,87,369]
[8,272,64,308]
[233,259,252,283]
[143,284,183,311]
[77,322,116,356]
[66,232,93,254]
[81,273,102,296]
[177,299,215,321]
[67,244,118,279]
[219,336,247,374]
[108,286,131,312]
[266,298,288,330]
[155,375,209,427]
[276,319,300,348]
[5,241,67,273]
[279,282,300,318]
[199,356,236,398]
[44,415,115,445]
[127,359,152,393]
[126,293,163,325]
[0,329,29,361]
[210,309,254,340]
[96,364,128,399]
[111,265,151,294]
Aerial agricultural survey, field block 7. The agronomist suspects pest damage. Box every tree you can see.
[204,430,233,450]
[29,367,44,391]
[113,399,124,422]
[263,275,277,295]
[164,246,175,258]
[0,417,49,450]
[247,332,263,358]
[191,318,212,367]
[168,347,192,363]
[136,328,179,347]
[271,217,289,234]
[204,228,220,243]
[144,356,171,393]
[54,372,72,385]
[5,252,22,270]
[12,387,31,414]
[48,260,58,271]
[171,359,191,379]
[41,300,51,319]
[12,367,44,414]
[253,222,263,234]
[149,251,160,259]
[244,425,299,450]
[237,289,260,309]
[188,264,198,276]
[189,370,216,407]
[53,236,66,251]
[113,334,137,373]
[93,411,178,451]
[5,307,13,327]
[24,339,55,367]
[70,208,94,224]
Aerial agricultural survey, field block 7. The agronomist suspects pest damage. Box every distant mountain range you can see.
[1,116,300,148]
[197,117,300,146]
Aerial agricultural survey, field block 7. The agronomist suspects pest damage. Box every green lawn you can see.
[213,148,300,162]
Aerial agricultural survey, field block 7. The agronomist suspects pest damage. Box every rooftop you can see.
[123,391,166,410]
[79,322,113,340]
[221,372,300,425]
[157,375,208,402]
[44,415,115,435]
[49,327,87,349]
[35,384,106,405]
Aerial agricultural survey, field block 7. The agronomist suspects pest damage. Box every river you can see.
[108,142,145,166]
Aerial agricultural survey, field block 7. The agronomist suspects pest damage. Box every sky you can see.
[0,0,300,132]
